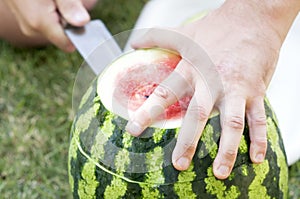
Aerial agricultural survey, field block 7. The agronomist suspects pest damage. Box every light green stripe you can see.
[198,124,218,159]
[175,128,180,138]
[145,147,164,175]
[69,132,79,192]
[101,112,116,138]
[248,160,270,199]
[92,114,129,198]
[104,176,128,199]
[238,135,248,154]
[152,128,165,143]
[78,111,117,199]
[93,102,100,116]
[241,164,248,177]
[103,149,130,198]
[141,184,161,198]
[174,163,197,199]
[90,111,116,161]
[78,85,93,109]
[141,146,165,198]
[115,149,130,171]
[266,117,288,198]
[78,161,99,199]
[75,108,123,198]
[74,106,97,136]
[122,131,134,149]
[90,130,108,163]
[70,106,96,192]
[205,167,240,199]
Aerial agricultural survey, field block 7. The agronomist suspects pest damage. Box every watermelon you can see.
[68,48,288,198]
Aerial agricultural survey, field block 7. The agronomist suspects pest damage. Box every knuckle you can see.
[19,24,36,37]
[224,115,244,131]
[222,149,237,161]
[179,141,198,154]
[251,136,267,147]
[250,114,267,126]
[153,86,174,102]
[188,105,210,122]
[26,18,42,32]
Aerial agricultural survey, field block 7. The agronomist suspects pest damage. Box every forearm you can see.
[253,0,300,40]
[220,0,300,43]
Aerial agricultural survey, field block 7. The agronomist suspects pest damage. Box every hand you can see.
[3,0,96,52]
[126,0,300,179]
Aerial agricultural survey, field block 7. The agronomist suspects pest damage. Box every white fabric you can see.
[129,0,300,165]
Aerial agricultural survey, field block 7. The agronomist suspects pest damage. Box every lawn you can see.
[0,0,299,198]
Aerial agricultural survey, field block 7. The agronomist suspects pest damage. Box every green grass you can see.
[0,44,79,199]
[0,0,299,198]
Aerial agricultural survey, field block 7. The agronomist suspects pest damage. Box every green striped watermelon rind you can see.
[68,76,288,199]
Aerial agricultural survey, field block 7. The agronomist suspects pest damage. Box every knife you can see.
[64,20,122,110]
[64,19,122,75]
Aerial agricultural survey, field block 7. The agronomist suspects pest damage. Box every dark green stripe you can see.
[95,162,114,198]
[70,95,100,198]
[264,117,288,199]
[70,149,89,199]
[248,160,270,199]
[123,183,142,198]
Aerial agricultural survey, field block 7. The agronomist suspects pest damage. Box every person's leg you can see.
[0,0,98,48]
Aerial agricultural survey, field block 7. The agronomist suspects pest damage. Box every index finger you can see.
[125,60,194,136]
[40,9,75,52]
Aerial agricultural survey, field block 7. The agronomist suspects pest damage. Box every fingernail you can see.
[126,121,142,135]
[66,43,75,52]
[255,153,264,162]
[74,11,89,23]
[217,165,229,176]
[176,157,190,170]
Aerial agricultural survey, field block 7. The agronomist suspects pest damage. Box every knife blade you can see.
[64,19,122,75]
[64,19,122,111]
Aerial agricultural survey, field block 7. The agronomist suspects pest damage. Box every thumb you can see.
[56,0,90,27]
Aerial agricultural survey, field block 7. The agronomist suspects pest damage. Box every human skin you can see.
[125,0,300,179]
[0,0,97,52]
